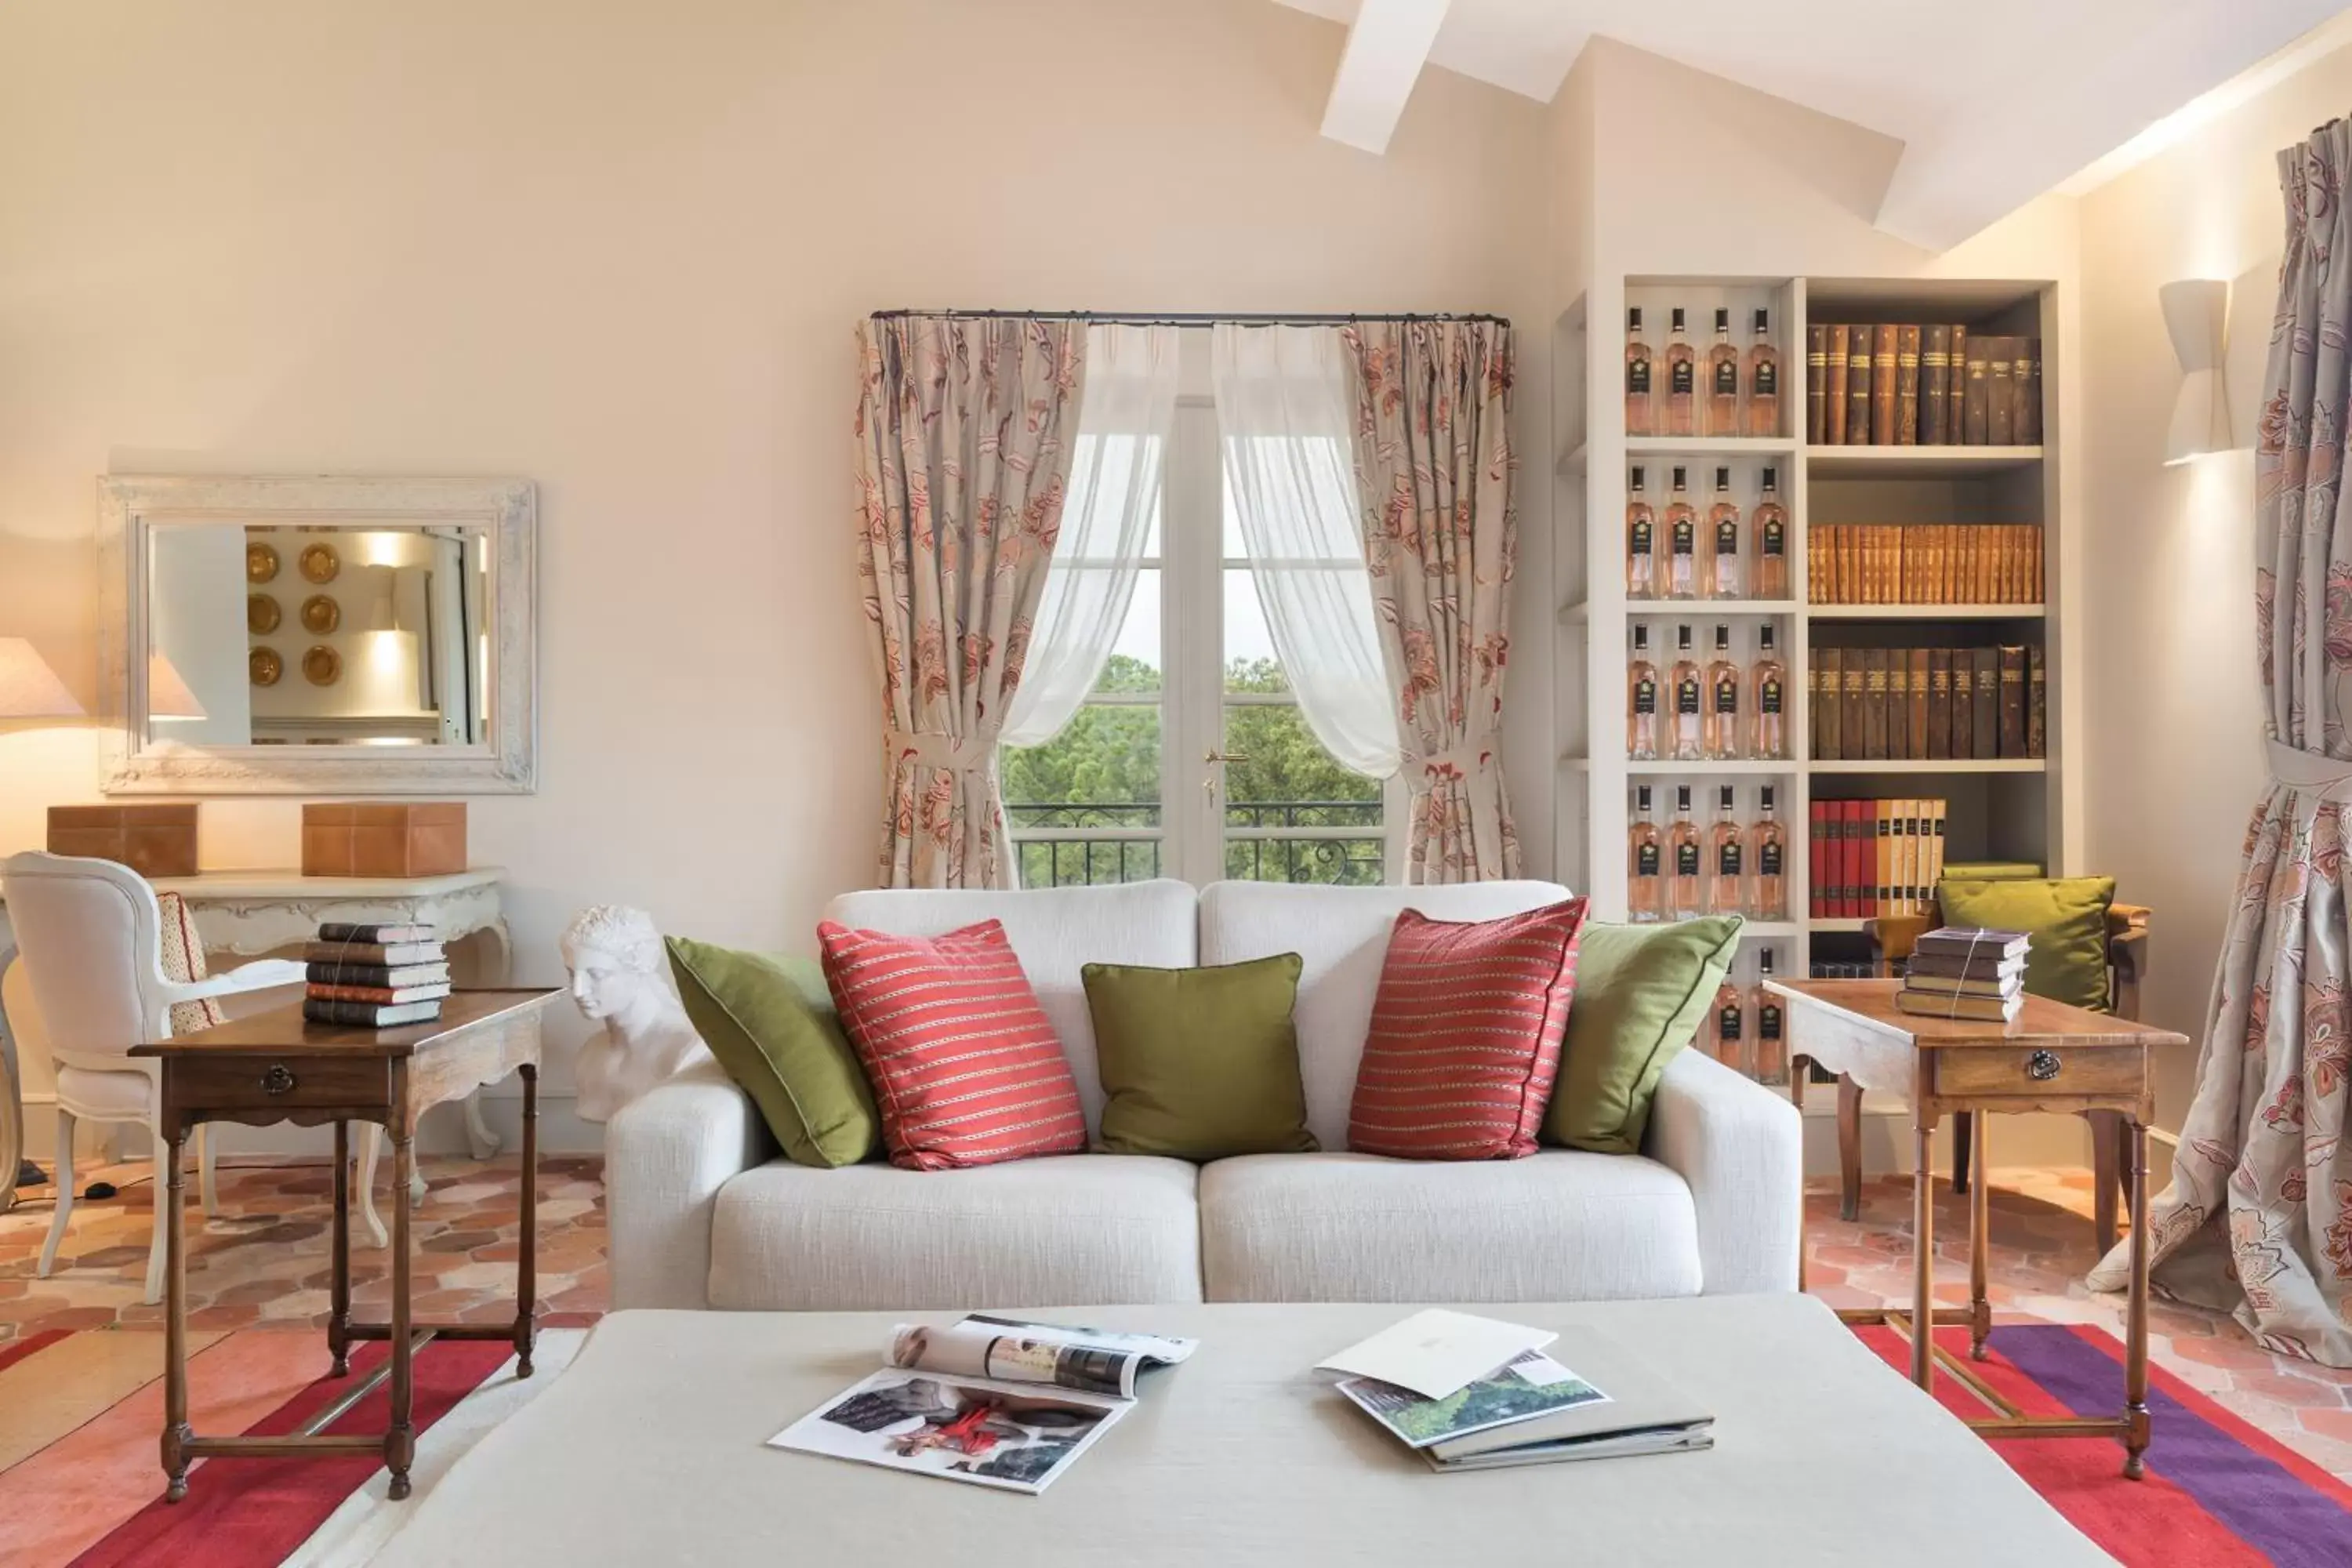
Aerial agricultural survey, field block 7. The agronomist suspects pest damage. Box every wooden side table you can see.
[1766,978,2185,1479]
[133,988,560,1502]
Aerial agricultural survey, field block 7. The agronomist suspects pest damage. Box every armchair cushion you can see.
[156,891,225,1037]
[1936,876,2117,1012]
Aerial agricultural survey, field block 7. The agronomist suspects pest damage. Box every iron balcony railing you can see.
[1007,800,1383,887]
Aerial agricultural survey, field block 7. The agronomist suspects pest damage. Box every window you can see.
[1002,335,1396,887]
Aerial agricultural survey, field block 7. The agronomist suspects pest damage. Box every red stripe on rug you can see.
[0,1329,72,1377]
[66,1338,514,1568]
[1853,1325,2269,1568]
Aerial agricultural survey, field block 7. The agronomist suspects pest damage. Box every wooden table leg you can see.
[2124,1118,2151,1479]
[1968,1111,1991,1361]
[1911,1115,1935,1390]
[162,1120,191,1503]
[515,1062,539,1377]
[1838,1075,1864,1223]
[328,1121,351,1378]
[387,1109,416,1501]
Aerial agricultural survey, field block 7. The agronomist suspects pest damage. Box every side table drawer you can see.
[1933,1046,2144,1100]
[170,1054,392,1116]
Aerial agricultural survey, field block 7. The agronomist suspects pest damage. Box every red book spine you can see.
[1808,801,1830,919]
[1840,800,1865,918]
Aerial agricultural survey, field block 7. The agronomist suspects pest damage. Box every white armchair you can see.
[0,851,307,1303]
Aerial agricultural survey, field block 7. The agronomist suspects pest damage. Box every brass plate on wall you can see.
[246,543,281,583]
[302,644,341,686]
[249,647,283,687]
[298,543,340,584]
[247,593,281,634]
[299,594,341,634]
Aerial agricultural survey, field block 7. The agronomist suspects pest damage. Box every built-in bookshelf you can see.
[1551,274,2068,1087]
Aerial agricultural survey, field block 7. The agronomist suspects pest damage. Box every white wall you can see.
[2074,42,2352,1127]
[0,0,1549,1151]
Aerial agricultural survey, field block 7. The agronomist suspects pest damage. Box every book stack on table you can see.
[303,923,450,1027]
[1894,927,2030,1024]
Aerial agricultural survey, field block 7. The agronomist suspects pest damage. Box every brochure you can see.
[1338,1348,1610,1450]
[1315,1308,1556,1400]
[768,1314,1197,1495]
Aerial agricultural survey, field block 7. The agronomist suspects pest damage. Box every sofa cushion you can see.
[824,879,1197,1135]
[664,938,878,1169]
[1083,953,1317,1161]
[706,1154,1203,1309]
[1199,1151,1703,1302]
[818,918,1087,1170]
[1547,916,1743,1155]
[1197,880,1576,1149]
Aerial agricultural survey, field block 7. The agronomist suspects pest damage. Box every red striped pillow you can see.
[817,917,1087,1171]
[1346,899,1588,1161]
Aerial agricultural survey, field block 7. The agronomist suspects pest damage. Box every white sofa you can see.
[608,879,1802,1311]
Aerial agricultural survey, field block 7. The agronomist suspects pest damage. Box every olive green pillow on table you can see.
[664,936,880,1168]
[1936,876,2118,1013]
[1545,916,1743,1155]
[1081,953,1317,1161]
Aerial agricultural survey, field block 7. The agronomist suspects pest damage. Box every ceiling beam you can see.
[1318,0,1450,155]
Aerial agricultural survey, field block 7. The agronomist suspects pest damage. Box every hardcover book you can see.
[1969,646,2000,760]
[1895,324,1922,445]
[1947,325,1969,442]
[1894,989,2024,1024]
[302,940,445,966]
[303,998,447,1028]
[1997,645,2029,758]
[2027,645,2048,759]
[1825,324,1851,445]
[1907,648,1932,762]
[1806,324,1830,445]
[1921,325,1952,444]
[1915,926,2031,960]
[1846,325,1873,446]
[1814,648,1843,761]
[307,982,455,1006]
[1887,652,1913,761]
[1871,325,1898,445]
[1962,338,1990,445]
[304,961,452,989]
[316,922,437,945]
[1861,648,1889,761]
[1842,652,1867,760]
[2017,337,2043,444]
[1808,801,1831,919]
[1926,650,1953,761]
[1987,338,2017,445]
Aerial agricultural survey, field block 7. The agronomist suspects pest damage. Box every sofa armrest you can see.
[1645,1050,1803,1294]
[605,1061,771,1310]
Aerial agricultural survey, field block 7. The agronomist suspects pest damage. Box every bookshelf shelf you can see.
[1624,759,1798,776]
[1810,604,2043,620]
[1806,917,1870,933]
[1629,600,1801,615]
[1806,445,2042,479]
[1629,437,1798,459]
[1809,758,2045,775]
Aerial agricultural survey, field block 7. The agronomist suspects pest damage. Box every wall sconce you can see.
[2161,278,2233,465]
[0,637,83,720]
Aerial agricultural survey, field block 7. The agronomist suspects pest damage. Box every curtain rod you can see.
[869,309,1510,327]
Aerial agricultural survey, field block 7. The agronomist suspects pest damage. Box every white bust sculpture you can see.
[561,905,712,1123]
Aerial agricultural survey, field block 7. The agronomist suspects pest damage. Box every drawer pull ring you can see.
[261,1065,298,1096]
[2025,1050,2062,1082]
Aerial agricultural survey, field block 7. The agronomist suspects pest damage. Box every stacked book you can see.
[1812,644,2045,763]
[304,922,450,1027]
[1806,324,2041,446]
[1895,927,2031,1024]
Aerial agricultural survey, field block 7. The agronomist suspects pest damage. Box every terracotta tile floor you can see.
[3,1156,2347,1480]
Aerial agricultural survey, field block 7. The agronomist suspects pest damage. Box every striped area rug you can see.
[1856,1323,2352,1567]
[0,1327,579,1568]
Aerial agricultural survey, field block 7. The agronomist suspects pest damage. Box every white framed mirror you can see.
[97,475,537,794]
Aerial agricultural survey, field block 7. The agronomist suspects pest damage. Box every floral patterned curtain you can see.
[1341,320,1521,883]
[853,316,1085,888]
[2086,124,2352,1365]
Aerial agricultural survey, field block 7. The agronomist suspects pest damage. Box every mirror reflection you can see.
[147,524,491,746]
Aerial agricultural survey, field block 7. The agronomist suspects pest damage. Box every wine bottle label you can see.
[1675,843,1700,877]
[1715,520,1737,556]
[1676,678,1700,716]
[1670,360,1694,397]
[1633,679,1657,715]
[1753,360,1778,397]
[1717,843,1742,877]
[1671,519,1694,555]
[1637,844,1661,877]
[1629,520,1653,555]
[1712,358,1738,397]
[1627,359,1651,396]
[1713,677,1739,714]
[1760,678,1783,715]
[1762,520,1785,557]
[1759,841,1784,877]
[1717,1005,1743,1040]
[1758,1002,1783,1040]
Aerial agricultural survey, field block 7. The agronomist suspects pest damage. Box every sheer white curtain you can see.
[1000,323,1180,747]
[1210,324,1400,779]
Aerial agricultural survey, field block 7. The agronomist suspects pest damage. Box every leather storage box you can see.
[47,804,201,878]
[301,802,466,879]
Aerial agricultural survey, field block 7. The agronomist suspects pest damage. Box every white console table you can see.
[0,866,514,1227]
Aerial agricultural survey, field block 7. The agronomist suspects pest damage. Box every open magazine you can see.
[768,1315,1198,1495]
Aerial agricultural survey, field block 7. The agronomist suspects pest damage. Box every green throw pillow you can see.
[1545,916,1742,1154]
[1936,876,2117,1013]
[1081,954,1317,1162]
[665,936,880,1168]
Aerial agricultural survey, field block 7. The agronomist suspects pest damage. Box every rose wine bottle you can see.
[1667,784,1702,920]
[1751,466,1788,601]
[1626,466,1657,600]
[1707,784,1744,916]
[1705,307,1741,437]
[1751,951,1788,1084]
[1625,308,1655,437]
[1628,622,1660,760]
[1669,623,1704,761]
[1709,977,1749,1075]
[1704,622,1743,760]
[1745,307,1781,437]
[1628,785,1663,923]
[1750,623,1787,760]
[1664,467,1697,600]
[1747,784,1788,919]
[1706,466,1743,599]
[1664,308,1696,437]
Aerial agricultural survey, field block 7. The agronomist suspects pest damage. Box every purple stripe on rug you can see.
[1989,1323,2352,1568]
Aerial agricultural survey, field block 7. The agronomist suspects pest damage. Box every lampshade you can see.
[0,637,82,718]
[147,652,207,720]
[2161,278,2233,465]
